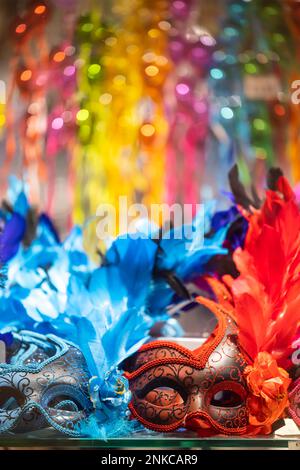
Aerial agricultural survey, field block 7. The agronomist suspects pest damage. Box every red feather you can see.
[196,176,300,369]
[233,176,300,367]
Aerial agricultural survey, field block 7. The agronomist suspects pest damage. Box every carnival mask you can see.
[0,330,93,435]
[125,288,295,436]
[125,172,300,436]
[289,378,300,427]
[124,300,250,435]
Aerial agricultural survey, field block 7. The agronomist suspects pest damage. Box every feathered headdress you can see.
[196,169,300,433]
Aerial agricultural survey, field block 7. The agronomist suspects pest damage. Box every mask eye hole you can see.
[136,377,188,405]
[210,390,243,408]
[0,386,25,410]
[47,395,84,412]
[145,387,184,406]
[42,384,91,414]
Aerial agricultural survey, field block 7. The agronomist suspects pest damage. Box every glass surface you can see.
[0,431,299,449]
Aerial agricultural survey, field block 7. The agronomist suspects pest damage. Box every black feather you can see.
[1,200,13,213]
[228,164,255,209]
[267,167,284,191]
[154,269,191,300]
[250,184,261,208]
[23,208,38,247]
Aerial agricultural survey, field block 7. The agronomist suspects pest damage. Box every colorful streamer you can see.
[3,0,300,234]
[5,1,51,204]
[73,1,170,226]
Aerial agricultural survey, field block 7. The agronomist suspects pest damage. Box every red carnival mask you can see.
[124,299,250,435]
[125,172,300,436]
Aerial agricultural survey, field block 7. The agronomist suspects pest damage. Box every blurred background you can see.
[0,0,300,235]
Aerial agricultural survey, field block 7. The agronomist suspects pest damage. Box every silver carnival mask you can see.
[0,330,93,435]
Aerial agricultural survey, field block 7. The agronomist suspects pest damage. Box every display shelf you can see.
[0,432,299,449]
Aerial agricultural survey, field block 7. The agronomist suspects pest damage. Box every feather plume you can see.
[197,174,300,369]
[233,175,300,367]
